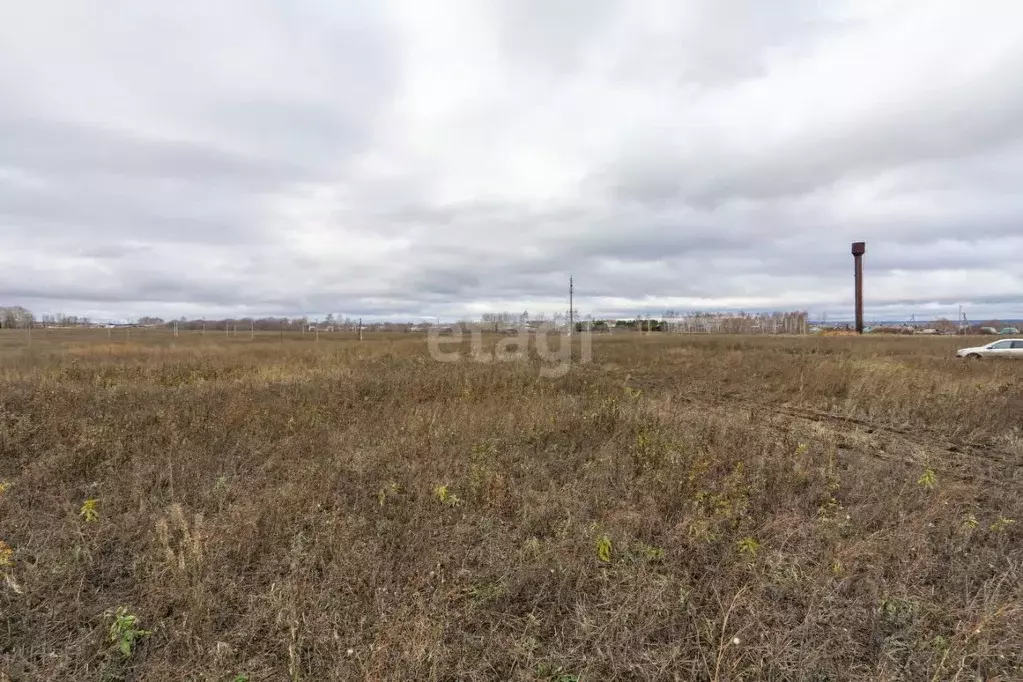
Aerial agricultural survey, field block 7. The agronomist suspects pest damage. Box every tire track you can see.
[608,366,1022,489]
[773,405,1021,472]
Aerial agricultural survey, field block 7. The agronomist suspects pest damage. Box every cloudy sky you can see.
[2,0,1022,323]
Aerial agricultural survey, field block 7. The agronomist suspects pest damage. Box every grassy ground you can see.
[1,329,1021,681]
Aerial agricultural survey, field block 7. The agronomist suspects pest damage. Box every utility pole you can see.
[358,318,363,341]
[568,275,574,336]
[851,241,866,334]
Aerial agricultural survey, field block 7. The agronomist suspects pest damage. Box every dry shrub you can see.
[0,329,1020,680]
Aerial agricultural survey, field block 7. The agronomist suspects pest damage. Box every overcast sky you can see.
[2,0,1022,322]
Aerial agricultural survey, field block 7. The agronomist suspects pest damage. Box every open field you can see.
[1,329,1021,681]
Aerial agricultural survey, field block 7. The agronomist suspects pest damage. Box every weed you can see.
[878,597,917,630]
[0,539,13,567]
[107,607,151,658]
[80,498,100,523]
[737,536,760,560]
[433,484,461,507]
[623,385,642,400]
[468,439,505,504]
[467,579,506,605]
[595,533,613,563]
[917,468,938,490]
[630,541,664,563]
[537,662,580,681]
[378,482,401,506]
[689,461,752,540]
[817,489,841,521]
[816,446,843,522]
[631,427,670,474]
[686,516,718,543]
[990,517,1016,532]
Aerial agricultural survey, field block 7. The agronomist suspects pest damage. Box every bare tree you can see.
[0,306,34,329]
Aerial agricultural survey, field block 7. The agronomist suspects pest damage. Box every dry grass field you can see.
[1,329,1021,681]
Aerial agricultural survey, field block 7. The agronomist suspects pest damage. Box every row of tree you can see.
[0,306,34,329]
[0,307,798,334]
[3,305,1013,335]
[663,311,810,335]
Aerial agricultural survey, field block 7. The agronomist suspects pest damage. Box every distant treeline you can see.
[663,311,810,334]
[3,305,1016,336]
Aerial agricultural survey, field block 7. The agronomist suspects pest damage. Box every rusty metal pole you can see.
[851,241,866,334]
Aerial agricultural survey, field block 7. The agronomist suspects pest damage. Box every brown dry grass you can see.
[1,329,1021,681]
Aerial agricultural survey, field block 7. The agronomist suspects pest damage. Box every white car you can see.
[956,338,1023,359]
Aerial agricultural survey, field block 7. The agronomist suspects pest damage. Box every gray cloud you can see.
[1,0,1022,323]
